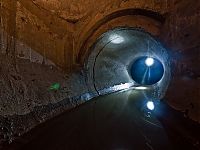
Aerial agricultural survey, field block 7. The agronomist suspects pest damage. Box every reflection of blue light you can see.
[145,57,154,66]
[146,101,155,110]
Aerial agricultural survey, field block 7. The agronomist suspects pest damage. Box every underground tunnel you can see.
[0,0,200,150]
[84,27,171,100]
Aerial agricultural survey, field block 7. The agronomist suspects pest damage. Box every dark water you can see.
[9,90,200,150]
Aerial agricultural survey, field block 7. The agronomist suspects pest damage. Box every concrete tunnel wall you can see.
[85,27,171,100]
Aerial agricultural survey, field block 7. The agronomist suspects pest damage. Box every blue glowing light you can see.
[145,57,154,66]
[130,56,164,85]
[146,101,155,110]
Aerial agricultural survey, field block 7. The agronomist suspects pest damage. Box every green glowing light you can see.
[49,83,60,91]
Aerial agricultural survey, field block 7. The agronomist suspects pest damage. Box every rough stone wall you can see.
[76,15,163,64]
[1,0,74,70]
[3,0,198,72]
[159,0,200,122]
[1,0,171,69]
[74,0,171,63]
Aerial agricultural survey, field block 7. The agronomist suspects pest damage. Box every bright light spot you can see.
[99,83,134,95]
[109,34,124,44]
[145,57,154,67]
[113,83,132,91]
[146,101,155,110]
[134,86,148,90]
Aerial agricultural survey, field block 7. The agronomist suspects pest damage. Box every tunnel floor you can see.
[7,90,200,150]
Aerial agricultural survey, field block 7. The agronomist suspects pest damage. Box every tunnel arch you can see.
[75,8,166,65]
[84,27,171,100]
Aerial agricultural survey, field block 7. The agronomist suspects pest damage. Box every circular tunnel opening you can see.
[85,27,171,99]
[130,56,164,85]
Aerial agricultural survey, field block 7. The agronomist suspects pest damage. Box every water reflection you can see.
[19,90,172,150]
[87,89,171,150]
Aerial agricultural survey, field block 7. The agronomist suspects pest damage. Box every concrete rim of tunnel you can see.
[83,27,171,100]
[75,8,166,65]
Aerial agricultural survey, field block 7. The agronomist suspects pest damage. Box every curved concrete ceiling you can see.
[76,8,165,64]
[85,27,171,100]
